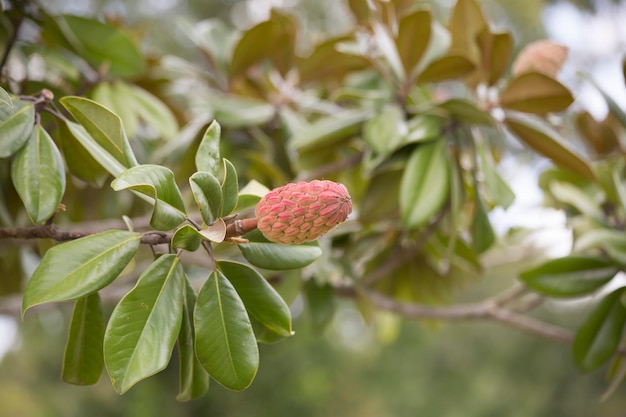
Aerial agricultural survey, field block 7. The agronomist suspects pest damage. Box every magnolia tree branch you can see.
[0,223,575,348]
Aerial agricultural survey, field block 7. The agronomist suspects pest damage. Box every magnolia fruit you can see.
[512,40,569,78]
[255,180,352,244]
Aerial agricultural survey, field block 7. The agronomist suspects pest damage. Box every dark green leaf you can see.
[520,255,619,298]
[172,225,203,251]
[57,120,108,187]
[47,14,145,77]
[219,260,292,337]
[62,293,104,385]
[194,271,259,391]
[220,159,238,216]
[0,100,34,158]
[64,121,127,177]
[177,277,210,401]
[189,171,223,225]
[195,120,221,176]
[477,139,514,208]
[400,139,450,229]
[111,164,187,231]
[104,255,184,394]
[22,231,141,314]
[60,96,138,168]
[471,193,495,253]
[11,125,66,224]
[239,230,322,270]
[416,54,476,84]
[574,287,626,372]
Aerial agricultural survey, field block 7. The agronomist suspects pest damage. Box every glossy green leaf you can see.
[400,139,450,229]
[177,277,210,401]
[416,54,476,84]
[57,120,108,187]
[48,14,145,77]
[0,101,34,158]
[104,255,184,394]
[194,271,259,391]
[505,113,596,180]
[471,193,495,253]
[62,293,105,385]
[195,120,221,176]
[520,255,619,298]
[250,317,292,344]
[65,121,127,177]
[499,72,574,114]
[239,230,323,270]
[0,86,12,108]
[90,82,139,138]
[220,159,238,216]
[396,9,431,77]
[189,171,223,225]
[11,125,66,224]
[172,225,203,251]
[574,287,626,372]
[22,230,141,314]
[219,261,292,337]
[111,164,187,231]
[60,96,138,168]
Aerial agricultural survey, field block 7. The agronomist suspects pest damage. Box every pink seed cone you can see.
[255,180,352,244]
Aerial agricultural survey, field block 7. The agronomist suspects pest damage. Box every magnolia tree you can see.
[2,0,626,401]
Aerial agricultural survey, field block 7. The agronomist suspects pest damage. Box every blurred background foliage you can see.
[2,0,626,414]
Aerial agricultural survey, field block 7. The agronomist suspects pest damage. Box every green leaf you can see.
[212,95,275,128]
[104,255,184,394]
[481,29,513,86]
[62,293,105,385]
[239,230,323,270]
[520,255,619,298]
[477,139,514,208]
[194,271,259,391]
[574,287,626,372]
[505,113,596,180]
[0,101,34,158]
[416,54,476,84]
[65,121,127,178]
[400,139,450,229]
[111,164,187,231]
[177,277,210,401]
[499,72,574,114]
[448,0,487,61]
[172,225,203,251]
[437,98,495,126]
[0,86,12,108]
[220,159,238,217]
[189,171,223,225]
[396,9,431,77]
[549,181,603,219]
[11,125,66,224]
[363,105,405,155]
[372,21,405,81]
[124,83,179,140]
[60,96,138,168]
[195,120,221,175]
[219,261,292,337]
[48,14,145,77]
[471,193,495,253]
[57,120,108,187]
[298,35,368,83]
[22,231,141,314]
[288,111,370,151]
